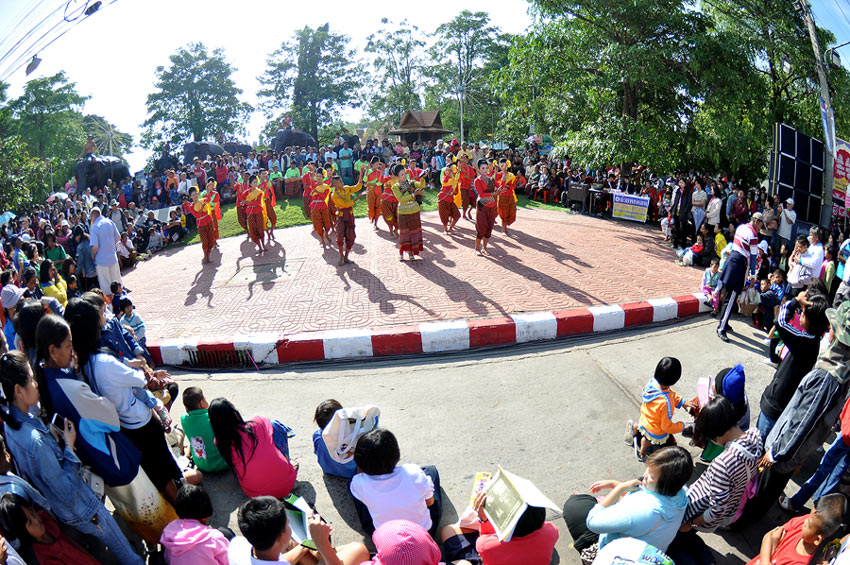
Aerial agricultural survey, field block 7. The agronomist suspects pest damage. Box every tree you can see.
[365,19,425,124]
[0,136,48,210]
[142,43,251,149]
[258,24,364,142]
[426,11,510,143]
[6,72,88,189]
[81,114,133,159]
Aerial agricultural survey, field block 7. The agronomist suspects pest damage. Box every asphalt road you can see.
[167,314,812,564]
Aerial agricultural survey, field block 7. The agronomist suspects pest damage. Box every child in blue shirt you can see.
[312,399,357,479]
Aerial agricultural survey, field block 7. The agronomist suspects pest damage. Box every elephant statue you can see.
[222,142,253,156]
[75,156,131,192]
[340,134,360,147]
[271,128,317,153]
[152,153,180,174]
[182,141,225,165]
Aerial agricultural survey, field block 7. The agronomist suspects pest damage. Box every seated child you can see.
[147,226,164,253]
[181,387,227,473]
[754,277,781,331]
[747,494,845,565]
[441,494,559,565]
[701,258,721,314]
[678,234,704,264]
[66,275,80,299]
[118,297,146,347]
[313,399,358,479]
[366,521,443,565]
[227,496,368,565]
[350,428,442,537]
[161,484,230,565]
[713,224,727,259]
[0,493,98,565]
[110,281,127,316]
[626,357,695,462]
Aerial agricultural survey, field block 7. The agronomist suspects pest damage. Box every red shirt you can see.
[219,416,296,499]
[193,166,206,186]
[476,520,559,565]
[474,177,497,208]
[33,510,99,565]
[244,188,264,215]
[495,172,517,195]
[382,180,398,202]
[190,200,213,227]
[260,180,276,207]
[310,185,331,210]
[746,516,811,565]
[302,172,315,196]
[458,164,476,189]
[840,395,850,446]
[215,166,228,184]
[366,171,386,196]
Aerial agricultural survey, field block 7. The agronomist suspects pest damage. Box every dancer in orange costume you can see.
[438,163,461,234]
[244,174,267,255]
[310,170,333,248]
[381,165,400,237]
[189,186,217,264]
[235,175,250,241]
[473,158,498,256]
[364,157,386,231]
[330,169,365,265]
[495,158,518,235]
[301,161,316,219]
[457,153,476,221]
[259,170,277,243]
[200,179,221,242]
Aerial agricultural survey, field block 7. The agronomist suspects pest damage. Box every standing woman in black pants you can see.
[672,178,693,250]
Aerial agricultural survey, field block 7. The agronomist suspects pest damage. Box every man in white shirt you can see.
[177,172,189,196]
[777,198,796,250]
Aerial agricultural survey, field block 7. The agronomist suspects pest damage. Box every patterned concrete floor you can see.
[122,209,701,340]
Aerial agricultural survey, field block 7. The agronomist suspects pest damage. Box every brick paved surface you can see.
[123,209,702,340]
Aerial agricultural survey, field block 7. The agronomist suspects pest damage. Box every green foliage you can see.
[496,0,850,183]
[258,24,364,142]
[365,19,425,124]
[141,43,251,149]
[425,11,510,143]
[0,135,48,211]
[6,72,88,190]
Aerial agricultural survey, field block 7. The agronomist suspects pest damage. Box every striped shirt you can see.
[731,222,760,276]
[684,428,763,529]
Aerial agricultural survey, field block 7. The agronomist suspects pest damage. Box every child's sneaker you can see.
[624,419,635,445]
[633,436,645,463]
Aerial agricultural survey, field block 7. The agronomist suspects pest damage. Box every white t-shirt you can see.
[86,353,151,429]
[227,536,290,565]
[349,463,435,531]
[778,208,796,240]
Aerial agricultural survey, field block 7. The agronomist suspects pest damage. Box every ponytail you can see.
[34,314,71,421]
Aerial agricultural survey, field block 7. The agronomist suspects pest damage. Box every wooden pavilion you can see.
[388,111,453,144]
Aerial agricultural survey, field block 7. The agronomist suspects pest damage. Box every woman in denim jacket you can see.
[0,350,143,564]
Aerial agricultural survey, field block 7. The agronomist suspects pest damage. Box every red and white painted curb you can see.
[147,294,711,368]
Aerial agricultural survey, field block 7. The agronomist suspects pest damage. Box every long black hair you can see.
[208,397,257,471]
[34,314,71,421]
[38,259,54,285]
[0,350,34,431]
[63,298,102,371]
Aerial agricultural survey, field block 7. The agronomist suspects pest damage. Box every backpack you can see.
[321,405,381,464]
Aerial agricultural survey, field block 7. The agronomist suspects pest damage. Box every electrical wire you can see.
[0,1,67,69]
[63,0,89,22]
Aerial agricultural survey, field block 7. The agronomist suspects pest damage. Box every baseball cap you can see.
[758,240,769,253]
[1,285,27,310]
[60,219,69,227]
[370,520,441,565]
[751,212,764,223]
[827,301,850,347]
[786,198,794,205]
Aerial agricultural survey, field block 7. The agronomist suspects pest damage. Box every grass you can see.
[178,189,560,246]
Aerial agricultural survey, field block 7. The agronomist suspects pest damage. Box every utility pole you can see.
[459,86,465,145]
[798,0,835,226]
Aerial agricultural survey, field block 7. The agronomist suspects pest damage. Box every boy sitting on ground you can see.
[701,258,721,315]
[181,387,228,473]
[625,357,696,462]
[313,399,358,479]
[227,496,368,565]
[747,493,845,565]
[350,428,442,538]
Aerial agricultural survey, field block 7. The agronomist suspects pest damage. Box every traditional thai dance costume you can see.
[392,178,426,256]
[201,187,221,240]
[474,176,498,239]
[459,163,477,209]
[310,182,333,237]
[381,179,399,231]
[260,179,277,232]
[495,170,518,227]
[235,181,249,232]
[439,167,461,227]
[331,179,363,251]
[365,169,384,224]
[301,170,315,219]
[244,186,267,246]
[190,194,216,257]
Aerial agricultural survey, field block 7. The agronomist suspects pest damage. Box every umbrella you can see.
[0,211,15,226]
[47,191,69,204]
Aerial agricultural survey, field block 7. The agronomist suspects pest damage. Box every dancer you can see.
[330,170,365,265]
[381,164,400,237]
[495,158,518,235]
[438,160,461,234]
[244,175,267,255]
[301,160,316,219]
[391,164,426,261]
[189,187,217,265]
[200,179,221,243]
[458,153,476,221]
[364,157,385,231]
[323,163,337,231]
[474,158,498,256]
[235,174,250,242]
[259,170,277,243]
[310,169,333,248]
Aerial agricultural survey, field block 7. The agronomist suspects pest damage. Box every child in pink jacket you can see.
[160,484,230,564]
